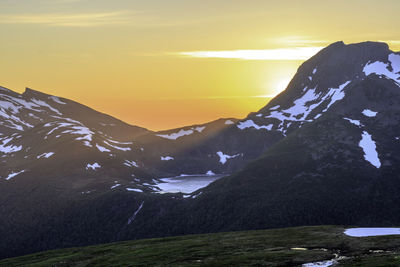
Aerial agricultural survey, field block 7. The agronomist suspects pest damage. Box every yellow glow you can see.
[0,1,399,130]
[179,47,324,61]
[275,78,292,95]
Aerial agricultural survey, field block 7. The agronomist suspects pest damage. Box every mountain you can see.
[0,86,283,258]
[102,41,400,240]
[139,41,400,233]
[1,41,400,259]
[136,117,283,176]
[0,87,148,138]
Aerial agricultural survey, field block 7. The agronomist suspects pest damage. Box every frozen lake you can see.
[155,174,226,194]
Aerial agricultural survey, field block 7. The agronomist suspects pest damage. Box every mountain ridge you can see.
[1,40,400,259]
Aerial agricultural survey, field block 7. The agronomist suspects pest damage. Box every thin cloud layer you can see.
[0,11,129,27]
[178,47,324,61]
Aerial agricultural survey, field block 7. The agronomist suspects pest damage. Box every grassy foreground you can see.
[2,226,400,266]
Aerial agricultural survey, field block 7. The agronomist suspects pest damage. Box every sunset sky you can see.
[0,0,399,130]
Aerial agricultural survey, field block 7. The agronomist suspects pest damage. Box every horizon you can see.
[1,0,400,130]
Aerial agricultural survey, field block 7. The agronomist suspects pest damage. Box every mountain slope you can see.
[104,41,400,240]
[0,87,148,138]
[1,41,400,260]
[150,61,400,233]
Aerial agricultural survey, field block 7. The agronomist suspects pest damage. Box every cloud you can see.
[0,11,129,27]
[177,47,324,61]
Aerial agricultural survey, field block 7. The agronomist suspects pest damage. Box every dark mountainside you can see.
[0,41,400,259]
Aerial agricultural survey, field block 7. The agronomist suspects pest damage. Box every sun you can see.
[274,77,291,95]
[260,76,293,98]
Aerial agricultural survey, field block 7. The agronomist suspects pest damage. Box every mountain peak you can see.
[252,41,399,136]
[22,87,52,98]
[265,41,396,105]
[324,40,389,51]
[306,41,391,67]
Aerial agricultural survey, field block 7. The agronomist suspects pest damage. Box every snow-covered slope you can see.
[0,87,160,193]
[140,41,400,177]
[234,41,399,136]
[0,87,148,138]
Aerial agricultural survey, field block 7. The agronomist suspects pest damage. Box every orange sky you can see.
[0,0,399,130]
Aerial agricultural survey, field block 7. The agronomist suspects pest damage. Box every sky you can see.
[0,0,399,130]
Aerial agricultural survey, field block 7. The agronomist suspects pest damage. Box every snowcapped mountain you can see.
[0,87,163,194]
[144,41,399,177]
[237,41,399,135]
[117,41,400,238]
[0,87,148,138]
[0,84,289,187]
[144,41,400,234]
[1,41,400,259]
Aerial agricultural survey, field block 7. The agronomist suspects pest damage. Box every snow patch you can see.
[126,188,143,193]
[302,260,336,267]
[110,184,121,189]
[4,170,26,180]
[343,118,362,127]
[345,228,400,237]
[106,139,133,145]
[86,163,101,170]
[124,160,138,168]
[83,141,92,147]
[269,105,280,110]
[0,137,22,153]
[30,98,62,115]
[265,81,351,124]
[194,126,205,132]
[237,120,273,130]
[103,140,131,151]
[157,129,194,140]
[216,151,241,164]
[156,126,206,140]
[161,156,174,161]
[49,96,66,105]
[362,109,378,117]
[363,53,400,82]
[96,144,111,153]
[37,152,55,159]
[359,131,381,168]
